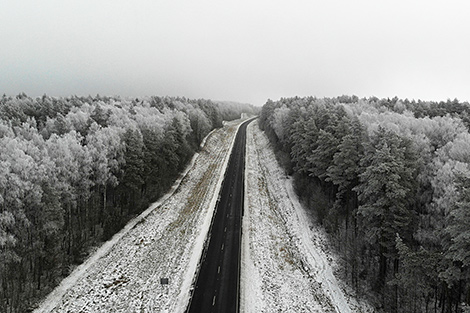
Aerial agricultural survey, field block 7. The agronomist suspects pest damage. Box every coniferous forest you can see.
[260,96,470,313]
[0,94,255,312]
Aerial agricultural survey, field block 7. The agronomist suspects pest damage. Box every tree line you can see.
[0,93,256,312]
[259,96,470,313]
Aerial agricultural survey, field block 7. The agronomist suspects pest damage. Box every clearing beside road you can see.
[35,118,246,313]
[36,117,373,313]
[241,120,374,312]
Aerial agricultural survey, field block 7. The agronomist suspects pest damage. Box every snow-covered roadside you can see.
[176,118,244,310]
[241,120,374,312]
[35,118,247,313]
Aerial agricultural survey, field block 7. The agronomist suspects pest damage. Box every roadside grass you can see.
[40,120,244,313]
[167,126,236,235]
[244,121,338,312]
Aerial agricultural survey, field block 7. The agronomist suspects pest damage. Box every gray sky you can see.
[1,0,470,105]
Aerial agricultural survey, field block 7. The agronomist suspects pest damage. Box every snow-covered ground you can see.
[241,120,374,313]
[36,117,373,313]
[35,118,245,313]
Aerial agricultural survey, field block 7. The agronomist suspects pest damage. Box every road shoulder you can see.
[241,120,373,312]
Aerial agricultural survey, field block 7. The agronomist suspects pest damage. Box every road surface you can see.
[187,118,254,313]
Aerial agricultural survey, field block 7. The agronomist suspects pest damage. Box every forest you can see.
[259,96,470,313]
[0,93,255,312]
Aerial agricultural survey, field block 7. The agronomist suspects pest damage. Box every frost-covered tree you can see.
[355,128,418,291]
[0,93,257,312]
[443,172,470,285]
[326,117,365,220]
[259,96,470,311]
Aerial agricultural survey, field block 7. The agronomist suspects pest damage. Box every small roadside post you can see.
[160,277,169,295]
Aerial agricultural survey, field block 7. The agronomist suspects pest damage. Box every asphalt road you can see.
[186,119,254,313]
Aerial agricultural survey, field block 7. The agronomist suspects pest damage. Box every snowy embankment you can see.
[35,118,246,313]
[241,120,374,312]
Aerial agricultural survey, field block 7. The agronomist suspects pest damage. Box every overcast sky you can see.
[1,0,470,105]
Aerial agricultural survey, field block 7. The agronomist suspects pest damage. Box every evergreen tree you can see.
[444,173,470,288]
[327,117,364,208]
[354,127,418,294]
[121,128,145,192]
[394,235,440,312]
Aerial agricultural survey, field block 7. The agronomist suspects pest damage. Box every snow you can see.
[35,118,246,313]
[35,117,373,313]
[241,120,374,312]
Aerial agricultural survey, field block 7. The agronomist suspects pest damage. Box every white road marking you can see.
[212,295,216,306]
[221,243,224,251]
[218,266,220,274]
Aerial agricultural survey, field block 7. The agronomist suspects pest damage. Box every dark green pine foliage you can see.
[394,235,440,312]
[307,129,339,180]
[326,117,365,226]
[161,120,182,173]
[444,174,470,294]
[290,111,319,175]
[141,127,164,197]
[90,104,110,128]
[171,117,193,169]
[354,127,418,291]
[327,117,364,205]
[258,96,470,312]
[121,128,145,193]
[0,94,255,312]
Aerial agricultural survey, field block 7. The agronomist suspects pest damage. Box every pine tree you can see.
[354,127,418,294]
[393,235,440,312]
[444,173,470,289]
[121,128,145,192]
[327,117,364,210]
[307,129,339,180]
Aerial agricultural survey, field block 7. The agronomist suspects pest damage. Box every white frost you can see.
[35,118,246,313]
[35,117,372,313]
[241,120,373,312]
